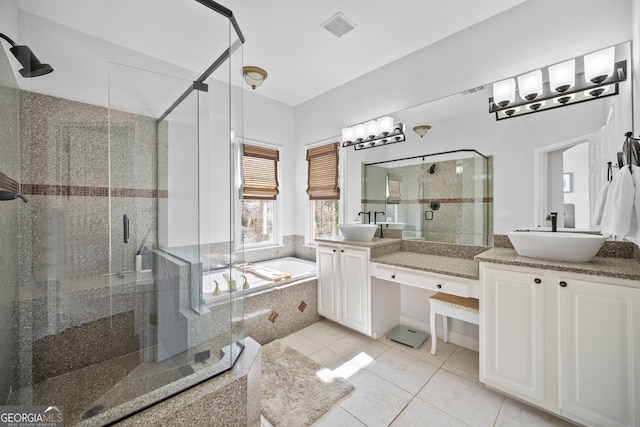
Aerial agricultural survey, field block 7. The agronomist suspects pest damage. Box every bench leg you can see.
[443,315,449,343]
[430,303,437,355]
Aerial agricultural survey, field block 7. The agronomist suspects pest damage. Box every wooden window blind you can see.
[242,144,279,200]
[306,142,340,200]
[387,173,401,204]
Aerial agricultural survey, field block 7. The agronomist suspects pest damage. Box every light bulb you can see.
[493,78,516,107]
[517,70,543,101]
[549,59,575,92]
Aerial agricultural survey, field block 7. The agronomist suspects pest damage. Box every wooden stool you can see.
[429,292,479,355]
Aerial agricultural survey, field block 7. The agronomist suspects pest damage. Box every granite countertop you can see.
[370,251,480,280]
[476,247,640,281]
[316,236,640,282]
[316,237,482,280]
[315,237,401,249]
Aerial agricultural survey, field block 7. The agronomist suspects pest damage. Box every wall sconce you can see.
[489,46,627,120]
[413,125,432,138]
[341,116,405,150]
[243,66,267,89]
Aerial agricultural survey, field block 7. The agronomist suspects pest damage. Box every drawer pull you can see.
[391,273,396,279]
[559,281,568,287]
[437,284,442,289]
[534,278,541,284]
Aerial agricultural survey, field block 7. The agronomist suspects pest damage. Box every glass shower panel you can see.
[0,42,21,407]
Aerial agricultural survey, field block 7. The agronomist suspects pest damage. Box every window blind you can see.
[306,142,340,200]
[387,173,401,204]
[242,144,279,200]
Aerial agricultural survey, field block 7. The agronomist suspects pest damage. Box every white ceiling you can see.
[16,0,526,106]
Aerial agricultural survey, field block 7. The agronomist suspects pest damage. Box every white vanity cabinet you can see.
[480,262,640,427]
[316,244,370,335]
[481,265,545,405]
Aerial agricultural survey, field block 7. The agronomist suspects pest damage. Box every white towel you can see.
[625,165,640,245]
[592,181,610,225]
[600,166,634,239]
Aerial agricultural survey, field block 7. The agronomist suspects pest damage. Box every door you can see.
[482,266,545,404]
[317,245,340,320]
[557,277,640,427]
[340,247,369,333]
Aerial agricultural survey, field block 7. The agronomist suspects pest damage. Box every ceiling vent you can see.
[462,86,486,95]
[321,12,357,38]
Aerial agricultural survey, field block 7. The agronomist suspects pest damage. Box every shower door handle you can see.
[123,214,130,243]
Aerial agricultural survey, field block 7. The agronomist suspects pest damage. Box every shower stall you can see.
[1,1,245,424]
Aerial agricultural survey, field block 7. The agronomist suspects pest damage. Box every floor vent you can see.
[321,12,357,38]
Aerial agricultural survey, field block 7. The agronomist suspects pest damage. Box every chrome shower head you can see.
[1,33,53,78]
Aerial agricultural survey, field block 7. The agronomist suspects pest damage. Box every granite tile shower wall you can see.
[10,91,159,422]
[0,43,20,406]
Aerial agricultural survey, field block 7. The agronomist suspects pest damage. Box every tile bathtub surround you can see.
[266,320,575,427]
[244,278,322,345]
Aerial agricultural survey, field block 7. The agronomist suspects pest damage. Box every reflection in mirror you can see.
[534,41,633,232]
[363,149,492,246]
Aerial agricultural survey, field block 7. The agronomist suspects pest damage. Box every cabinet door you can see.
[557,278,640,427]
[482,266,545,404]
[317,245,340,320]
[340,247,370,333]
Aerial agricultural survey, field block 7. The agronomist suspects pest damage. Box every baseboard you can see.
[399,315,479,352]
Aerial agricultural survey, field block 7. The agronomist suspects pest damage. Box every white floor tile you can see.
[313,404,366,426]
[339,369,413,427]
[299,319,351,346]
[441,346,480,383]
[279,332,324,356]
[392,336,458,367]
[495,398,576,427]
[309,347,349,371]
[390,398,470,427]
[417,369,504,427]
[365,347,438,394]
[327,331,390,361]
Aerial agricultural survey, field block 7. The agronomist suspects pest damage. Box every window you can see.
[242,144,279,246]
[307,142,340,239]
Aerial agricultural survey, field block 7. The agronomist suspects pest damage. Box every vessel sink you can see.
[339,224,378,241]
[507,231,606,263]
[377,222,405,230]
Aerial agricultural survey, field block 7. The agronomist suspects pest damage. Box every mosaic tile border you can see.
[363,197,494,204]
[21,184,168,198]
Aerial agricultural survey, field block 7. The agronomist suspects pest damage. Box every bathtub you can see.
[202,257,316,303]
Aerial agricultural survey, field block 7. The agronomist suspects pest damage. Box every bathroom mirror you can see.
[347,41,633,244]
[362,150,492,246]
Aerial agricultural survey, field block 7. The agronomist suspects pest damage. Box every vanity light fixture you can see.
[413,125,432,138]
[243,66,267,89]
[341,116,405,150]
[489,46,627,120]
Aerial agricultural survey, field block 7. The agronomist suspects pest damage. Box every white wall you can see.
[293,0,633,236]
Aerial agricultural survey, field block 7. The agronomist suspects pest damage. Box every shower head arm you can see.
[0,33,18,47]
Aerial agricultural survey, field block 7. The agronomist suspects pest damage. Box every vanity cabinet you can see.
[481,266,545,405]
[316,244,370,335]
[480,263,640,427]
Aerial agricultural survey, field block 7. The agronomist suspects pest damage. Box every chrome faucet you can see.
[546,212,558,232]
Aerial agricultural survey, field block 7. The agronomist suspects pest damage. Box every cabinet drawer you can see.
[374,264,474,297]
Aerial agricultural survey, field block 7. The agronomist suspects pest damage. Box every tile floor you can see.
[261,320,576,427]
